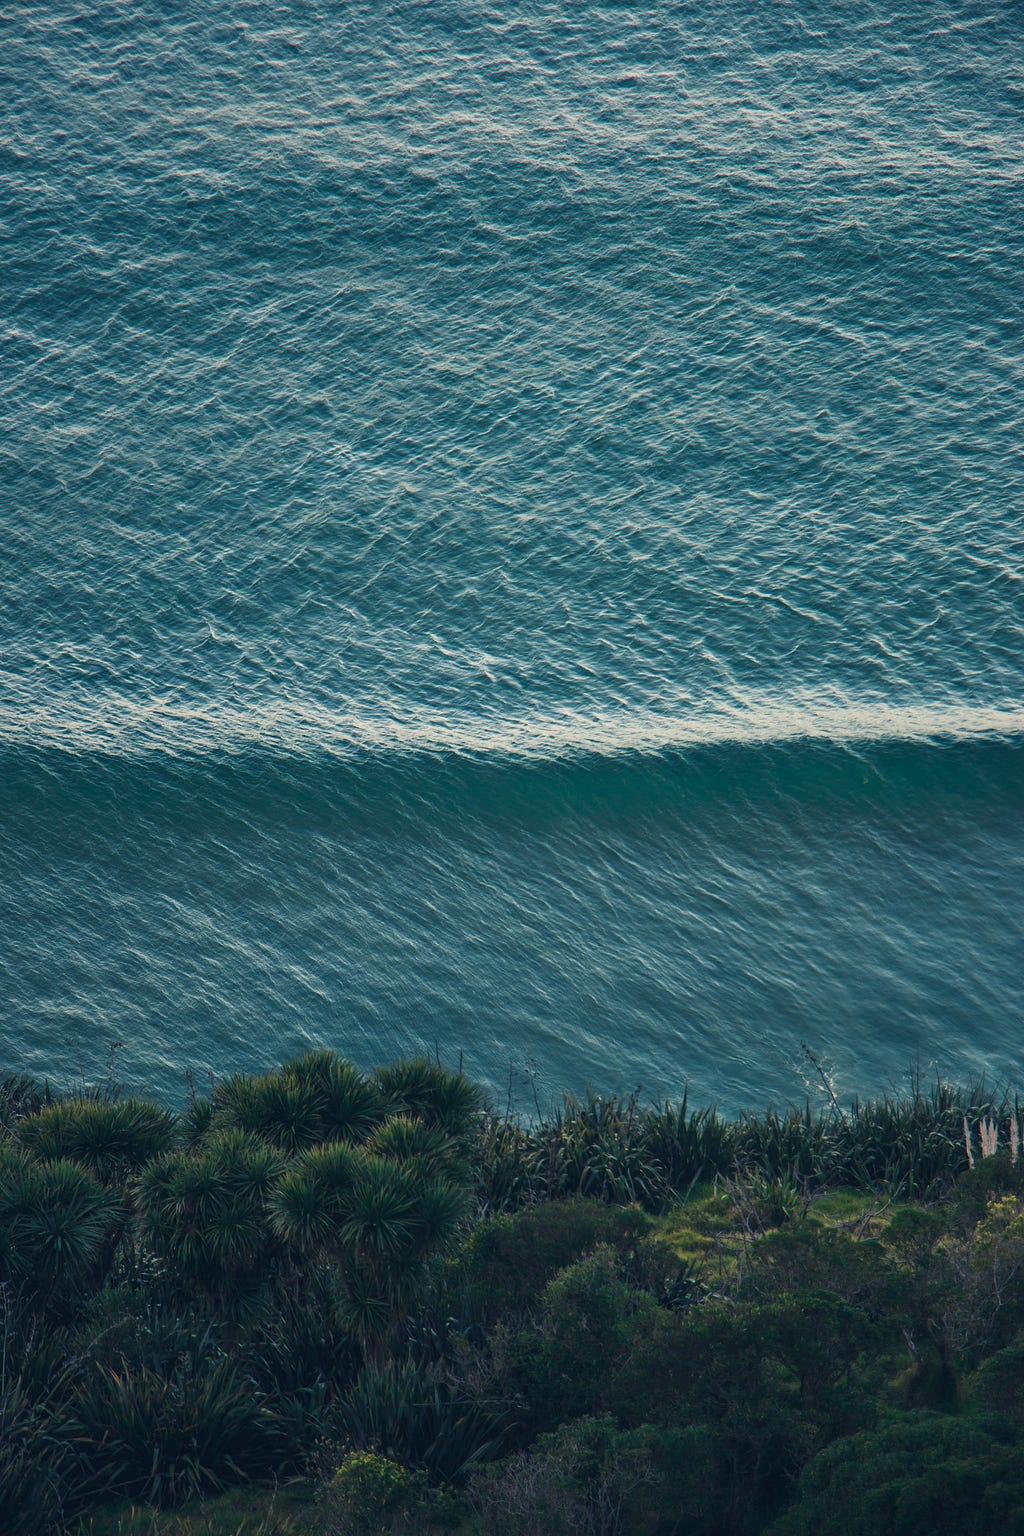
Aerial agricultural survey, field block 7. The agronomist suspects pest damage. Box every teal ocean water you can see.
[2,0,1022,1113]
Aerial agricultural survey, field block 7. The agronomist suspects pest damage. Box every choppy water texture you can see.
[2,0,1022,1112]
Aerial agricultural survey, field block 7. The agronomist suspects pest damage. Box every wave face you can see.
[2,0,1023,1111]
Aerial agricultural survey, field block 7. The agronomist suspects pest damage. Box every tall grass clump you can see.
[475,1090,733,1214]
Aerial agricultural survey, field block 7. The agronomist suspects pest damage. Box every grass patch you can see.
[75,1484,315,1536]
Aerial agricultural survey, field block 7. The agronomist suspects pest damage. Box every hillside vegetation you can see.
[3,1055,1024,1535]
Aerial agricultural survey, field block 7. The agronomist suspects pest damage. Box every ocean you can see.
[2,0,1022,1114]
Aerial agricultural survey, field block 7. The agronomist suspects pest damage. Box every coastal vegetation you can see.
[2,1054,1024,1534]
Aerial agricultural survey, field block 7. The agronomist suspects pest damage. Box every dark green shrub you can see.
[967,1336,1024,1423]
[0,1148,121,1313]
[494,1246,662,1436]
[182,1095,216,1149]
[469,1416,664,1536]
[290,1052,387,1144]
[830,1085,992,1198]
[453,1200,648,1325]
[135,1131,284,1315]
[331,1358,506,1482]
[366,1115,466,1181]
[0,1303,81,1534]
[0,1071,49,1132]
[532,1093,670,1209]
[373,1060,483,1143]
[474,1115,536,1213]
[19,1097,178,1184]
[952,1150,1024,1224]
[269,1144,469,1348]
[734,1103,828,1185]
[211,1054,384,1153]
[600,1298,822,1529]
[644,1092,734,1191]
[244,1276,360,1466]
[71,1356,274,1507]
[768,1411,1024,1536]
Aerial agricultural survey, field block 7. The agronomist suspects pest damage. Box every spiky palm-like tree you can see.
[210,1052,385,1152]
[0,1147,121,1313]
[373,1058,483,1142]
[135,1131,284,1316]
[367,1113,466,1180]
[19,1097,178,1185]
[268,1143,468,1352]
[210,1072,322,1155]
[285,1051,385,1144]
[267,1142,359,1253]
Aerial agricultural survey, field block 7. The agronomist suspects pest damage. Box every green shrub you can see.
[372,1060,483,1143]
[317,1450,427,1536]
[0,1071,49,1132]
[135,1132,284,1316]
[211,1055,385,1153]
[19,1098,178,1184]
[768,1411,1024,1536]
[330,1358,506,1482]
[966,1336,1024,1423]
[491,1245,671,1439]
[531,1093,670,1209]
[73,1485,307,1534]
[71,1356,274,1508]
[469,1416,663,1536]
[0,1302,81,1534]
[453,1199,648,1325]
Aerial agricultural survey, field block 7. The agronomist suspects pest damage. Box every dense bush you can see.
[768,1412,1024,1536]
[71,1355,275,1508]
[2,1053,1024,1535]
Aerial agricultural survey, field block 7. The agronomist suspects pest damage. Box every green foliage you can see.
[0,1300,82,1535]
[373,1060,483,1142]
[268,1143,360,1254]
[967,1335,1024,1423]
[827,1084,1000,1198]
[768,1412,1024,1536]
[242,1275,358,1465]
[367,1116,466,1181]
[269,1142,469,1347]
[331,1357,506,1482]
[735,1103,828,1186]
[317,1450,428,1536]
[211,1054,385,1153]
[0,1071,50,1132]
[19,1097,178,1183]
[182,1097,217,1150]
[0,1147,122,1312]
[5,1054,1024,1535]
[952,1148,1024,1223]
[500,1246,660,1433]
[71,1356,275,1508]
[470,1415,666,1536]
[135,1132,284,1315]
[453,1199,648,1324]
[643,1091,735,1191]
[74,1486,306,1535]
[535,1093,672,1208]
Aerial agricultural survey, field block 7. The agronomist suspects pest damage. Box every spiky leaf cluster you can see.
[18,1096,178,1184]
[209,1050,386,1152]
[0,1146,121,1309]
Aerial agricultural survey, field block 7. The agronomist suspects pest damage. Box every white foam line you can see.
[0,694,1022,759]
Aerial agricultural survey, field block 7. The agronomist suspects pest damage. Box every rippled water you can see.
[2,0,1022,1112]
